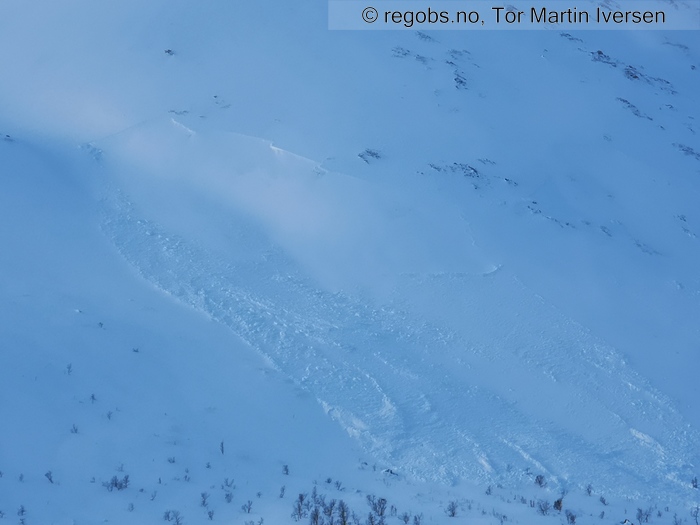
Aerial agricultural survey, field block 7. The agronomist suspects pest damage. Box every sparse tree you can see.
[337,500,349,525]
[283,464,289,475]
[565,510,576,524]
[201,492,210,507]
[537,500,551,516]
[366,495,387,518]
[690,506,699,525]
[323,498,336,518]
[45,471,54,484]
[599,496,608,506]
[586,484,593,496]
[446,501,458,517]
[637,507,653,523]
[292,494,308,521]
[280,485,286,498]
[222,477,234,489]
[309,506,322,525]
[535,474,547,487]
[242,500,253,513]
[554,498,563,511]
[693,477,698,489]
[208,510,214,520]
[103,474,129,491]
[400,512,411,524]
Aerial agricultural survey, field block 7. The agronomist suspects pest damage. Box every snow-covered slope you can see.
[1,1,699,523]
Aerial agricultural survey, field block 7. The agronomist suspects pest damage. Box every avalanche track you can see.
[95,118,698,500]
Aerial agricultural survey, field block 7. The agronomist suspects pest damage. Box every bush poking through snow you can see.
[637,506,653,523]
[537,500,551,516]
[291,493,308,521]
[366,495,387,518]
[310,507,322,525]
[103,474,129,491]
[163,510,183,524]
[446,500,458,517]
[337,500,350,525]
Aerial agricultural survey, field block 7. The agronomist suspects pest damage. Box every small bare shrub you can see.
[537,500,551,516]
[446,500,458,517]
